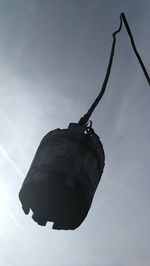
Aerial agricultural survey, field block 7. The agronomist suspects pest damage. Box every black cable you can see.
[121,13,150,86]
[79,16,123,126]
[79,13,150,126]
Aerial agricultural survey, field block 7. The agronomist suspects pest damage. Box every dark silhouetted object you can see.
[19,123,105,230]
[19,13,147,230]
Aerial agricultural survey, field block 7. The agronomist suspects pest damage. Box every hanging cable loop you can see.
[79,16,123,126]
[79,13,150,127]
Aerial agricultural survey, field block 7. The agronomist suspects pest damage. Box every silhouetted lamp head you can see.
[19,122,105,230]
[19,13,150,230]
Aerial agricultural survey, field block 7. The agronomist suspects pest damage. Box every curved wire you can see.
[79,13,150,126]
[79,16,123,126]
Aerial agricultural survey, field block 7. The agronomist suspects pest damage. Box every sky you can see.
[0,0,150,265]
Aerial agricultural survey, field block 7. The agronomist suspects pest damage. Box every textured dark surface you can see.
[19,123,105,230]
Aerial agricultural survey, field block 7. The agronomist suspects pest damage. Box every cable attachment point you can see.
[85,120,95,136]
[85,120,93,128]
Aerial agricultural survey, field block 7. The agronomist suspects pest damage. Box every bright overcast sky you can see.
[0,1,150,266]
